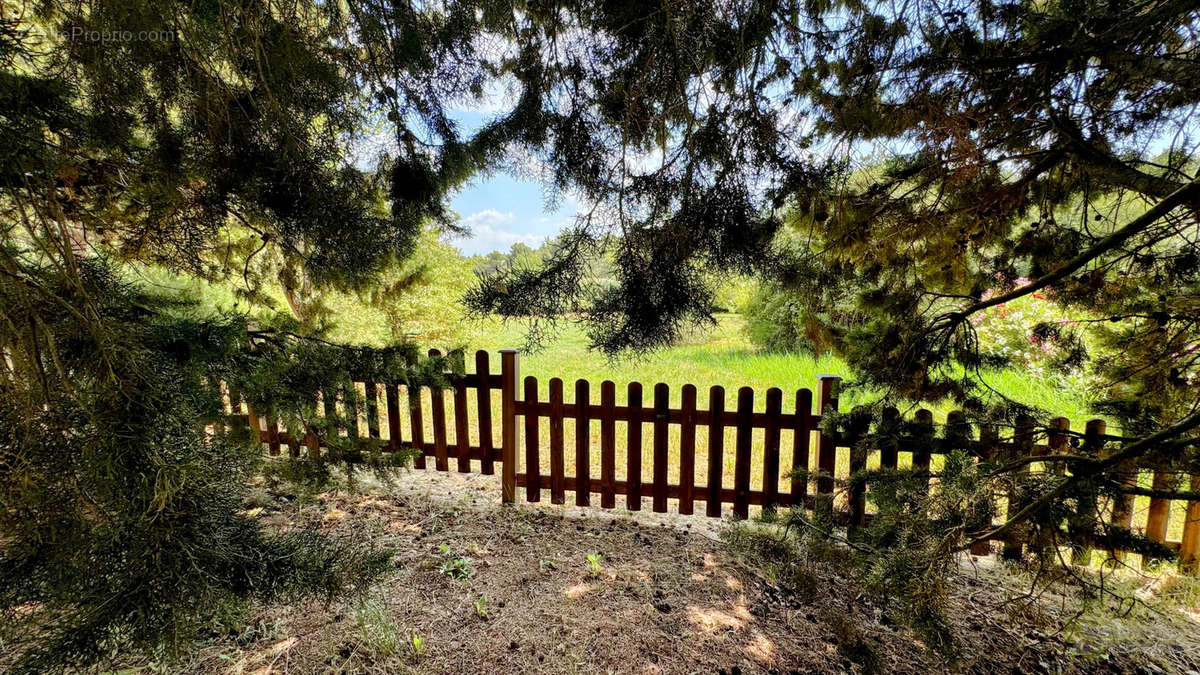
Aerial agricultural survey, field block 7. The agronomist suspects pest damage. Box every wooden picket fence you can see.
[230,349,1200,570]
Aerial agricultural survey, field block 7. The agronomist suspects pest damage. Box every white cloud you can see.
[463,209,518,228]
[455,210,542,255]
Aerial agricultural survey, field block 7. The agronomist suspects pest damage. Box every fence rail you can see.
[229,348,1200,571]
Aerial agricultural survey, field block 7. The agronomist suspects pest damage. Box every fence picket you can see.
[652,383,670,513]
[575,380,591,506]
[1071,419,1104,565]
[365,381,380,440]
[500,350,519,503]
[762,388,782,516]
[791,389,813,507]
[524,376,541,502]
[679,384,698,515]
[600,381,617,508]
[913,409,933,487]
[627,382,644,511]
[409,385,427,469]
[431,388,449,472]
[1145,471,1173,553]
[879,406,900,470]
[476,351,495,475]
[549,378,566,504]
[1003,415,1035,561]
[452,377,470,472]
[816,376,840,519]
[385,383,402,452]
[734,387,754,519]
[707,386,726,518]
[969,422,999,556]
[1180,474,1200,575]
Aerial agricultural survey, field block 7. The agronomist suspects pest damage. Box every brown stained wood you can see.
[912,409,934,479]
[549,378,566,504]
[879,406,900,470]
[1047,417,1069,475]
[347,381,363,439]
[707,386,726,517]
[365,381,381,439]
[969,423,1000,556]
[524,376,541,502]
[428,349,449,471]
[385,383,402,452]
[1180,474,1200,575]
[600,381,617,508]
[267,415,282,456]
[515,474,809,511]
[762,388,783,515]
[409,385,427,470]
[1145,471,1174,546]
[848,404,881,535]
[454,377,471,472]
[430,389,449,472]
[679,384,698,515]
[733,387,754,519]
[791,389,813,505]
[815,377,840,516]
[476,351,495,475]
[652,383,670,513]
[627,382,644,511]
[575,380,591,506]
[500,350,519,503]
[1071,419,1104,565]
[1003,415,1036,561]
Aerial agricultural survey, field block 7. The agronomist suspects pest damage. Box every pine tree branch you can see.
[965,408,1200,549]
[948,177,1200,321]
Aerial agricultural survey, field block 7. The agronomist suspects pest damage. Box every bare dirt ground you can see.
[173,469,1200,674]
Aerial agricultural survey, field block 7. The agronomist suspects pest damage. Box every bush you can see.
[968,281,1091,388]
[0,260,396,672]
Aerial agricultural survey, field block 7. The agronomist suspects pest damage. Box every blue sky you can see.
[441,108,579,257]
[447,172,577,256]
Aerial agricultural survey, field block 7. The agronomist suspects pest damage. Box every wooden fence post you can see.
[500,349,519,504]
[816,375,840,521]
[1180,474,1200,575]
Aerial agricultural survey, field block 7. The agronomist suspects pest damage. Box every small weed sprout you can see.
[409,634,425,662]
[474,594,488,618]
[586,553,603,578]
[539,559,558,572]
[437,544,475,580]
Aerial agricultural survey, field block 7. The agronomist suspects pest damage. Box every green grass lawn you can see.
[466,313,1098,424]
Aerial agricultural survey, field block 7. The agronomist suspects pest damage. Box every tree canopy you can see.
[3,0,1199,668]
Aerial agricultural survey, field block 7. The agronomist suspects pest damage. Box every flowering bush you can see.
[969,279,1089,386]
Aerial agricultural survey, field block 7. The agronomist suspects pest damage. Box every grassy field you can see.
[466,313,1097,423]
